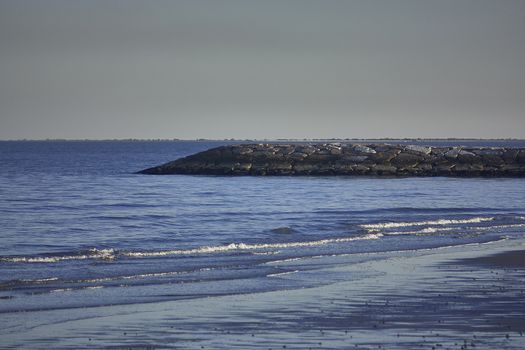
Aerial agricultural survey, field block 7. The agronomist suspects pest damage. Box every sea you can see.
[1,140,525,314]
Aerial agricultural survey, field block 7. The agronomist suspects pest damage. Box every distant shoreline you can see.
[1,138,525,142]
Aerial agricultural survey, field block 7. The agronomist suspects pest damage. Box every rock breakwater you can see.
[139,144,525,177]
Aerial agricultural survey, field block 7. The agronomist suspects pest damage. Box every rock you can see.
[457,151,479,163]
[293,163,316,174]
[444,148,462,159]
[419,163,433,171]
[139,143,525,177]
[251,150,272,158]
[499,164,523,175]
[459,150,476,156]
[473,149,502,156]
[430,147,448,156]
[481,155,504,166]
[276,146,295,155]
[330,147,342,155]
[433,164,454,175]
[232,147,252,155]
[371,164,398,174]
[234,163,252,172]
[289,152,309,160]
[391,153,424,168]
[250,163,268,175]
[369,150,399,164]
[405,145,432,155]
[353,164,370,173]
[307,153,334,162]
[517,151,525,164]
[353,145,376,154]
[333,162,355,174]
[503,149,519,162]
[373,144,397,153]
[453,163,484,175]
[345,155,369,163]
[269,162,293,171]
[296,145,316,154]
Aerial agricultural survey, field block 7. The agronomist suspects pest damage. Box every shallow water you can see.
[1,140,524,312]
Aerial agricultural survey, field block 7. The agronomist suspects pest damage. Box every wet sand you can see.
[458,249,525,268]
[2,240,525,349]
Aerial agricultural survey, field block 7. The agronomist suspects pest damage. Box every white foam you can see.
[265,257,303,264]
[383,222,525,236]
[50,288,73,293]
[476,223,525,230]
[1,248,116,263]
[252,251,281,255]
[49,285,104,293]
[79,267,216,284]
[385,227,455,236]
[123,233,382,258]
[19,277,59,283]
[361,217,494,231]
[267,270,300,277]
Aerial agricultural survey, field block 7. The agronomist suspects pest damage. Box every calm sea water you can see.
[1,140,525,313]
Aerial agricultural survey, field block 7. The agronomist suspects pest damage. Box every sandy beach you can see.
[2,237,524,349]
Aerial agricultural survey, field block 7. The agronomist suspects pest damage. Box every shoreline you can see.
[2,238,525,349]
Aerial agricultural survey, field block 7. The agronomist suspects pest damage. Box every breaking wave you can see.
[0,234,381,263]
[3,216,523,264]
[123,233,382,258]
[361,217,495,231]
[0,248,116,263]
[267,270,300,277]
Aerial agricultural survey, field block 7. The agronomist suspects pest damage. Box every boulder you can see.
[444,148,462,159]
[353,145,376,154]
[391,153,424,168]
[405,145,432,155]
[371,164,398,174]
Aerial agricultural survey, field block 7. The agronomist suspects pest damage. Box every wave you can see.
[123,233,382,258]
[252,251,281,255]
[383,223,525,236]
[384,227,456,235]
[0,267,217,291]
[0,234,381,263]
[313,207,513,215]
[49,286,104,294]
[3,216,522,264]
[265,257,303,264]
[20,277,59,283]
[360,217,495,231]
[267,270,299,277]
[471,223,525,231]
[0,248,116,263]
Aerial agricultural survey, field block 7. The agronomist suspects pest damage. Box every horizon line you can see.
[1,137,524,142]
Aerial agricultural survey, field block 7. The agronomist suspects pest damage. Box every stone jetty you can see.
[139,143,525,177]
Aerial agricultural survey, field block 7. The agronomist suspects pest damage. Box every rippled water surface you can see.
[1,140,524,312]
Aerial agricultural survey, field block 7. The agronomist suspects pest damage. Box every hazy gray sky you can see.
[1,0,524,139]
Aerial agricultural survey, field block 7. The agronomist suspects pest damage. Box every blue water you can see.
[1,140,525,313]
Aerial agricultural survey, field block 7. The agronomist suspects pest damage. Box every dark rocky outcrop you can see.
[139,144,525,177]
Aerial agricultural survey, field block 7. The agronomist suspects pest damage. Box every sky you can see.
[0,0,524,140]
